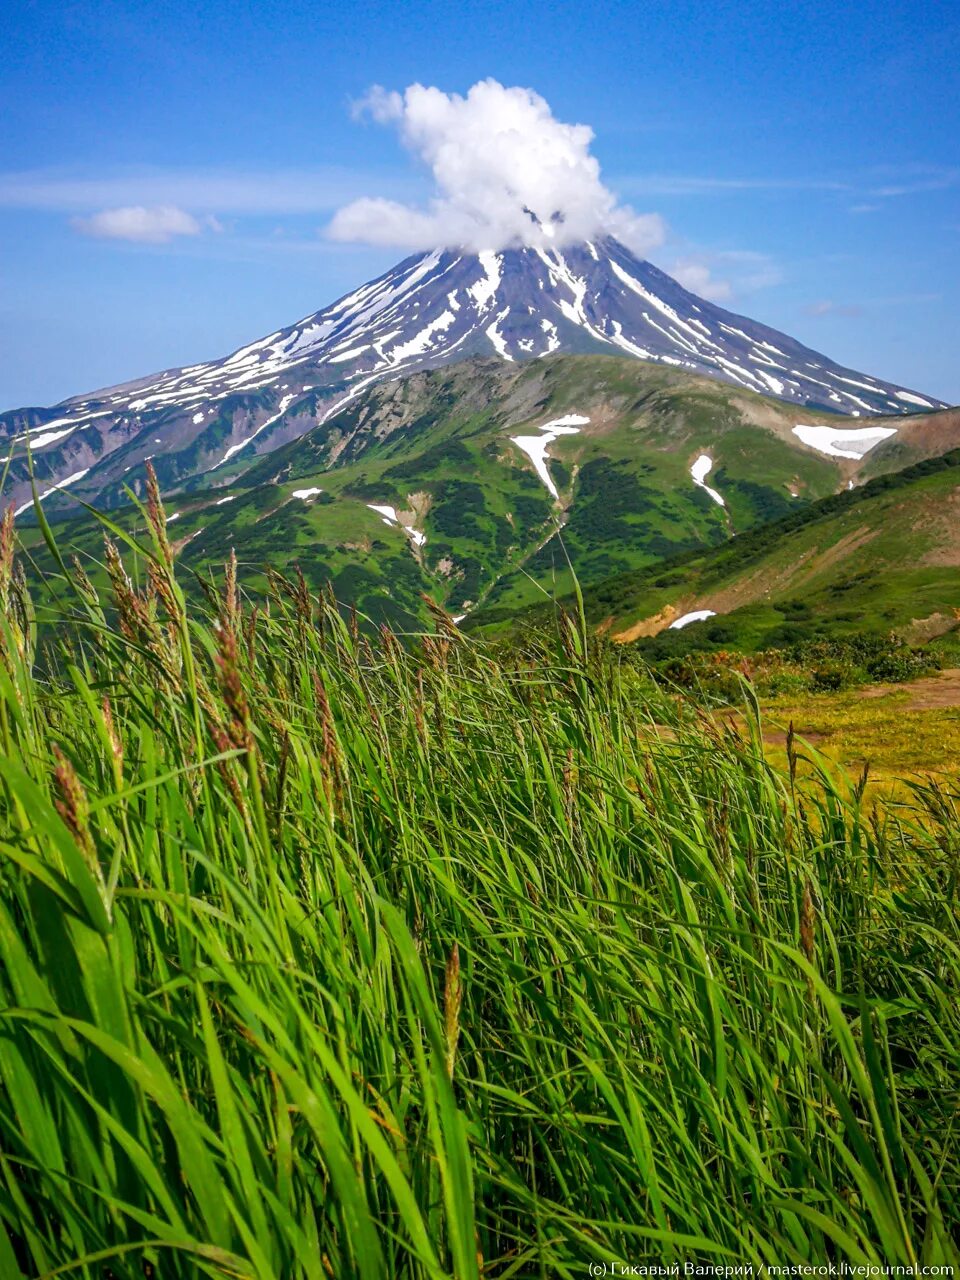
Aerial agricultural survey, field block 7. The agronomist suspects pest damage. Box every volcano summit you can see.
[1,236,946,514]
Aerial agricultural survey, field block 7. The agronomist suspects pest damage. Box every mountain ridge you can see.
[2,236,948,517]
[15,355,960,635]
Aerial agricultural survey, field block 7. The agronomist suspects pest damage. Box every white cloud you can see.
[72,204,204,244]
[618,166,959,202]
[668,259,733,302]
[327,79,665,254]
[665,249,781,302]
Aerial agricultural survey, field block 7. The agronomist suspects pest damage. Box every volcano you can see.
[2,236,947,513]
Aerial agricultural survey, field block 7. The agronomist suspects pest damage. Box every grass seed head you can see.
[223,548,239,633]
[104,535,154,645]
[215,623,251,751]
[444,941,463,1082]
[312,671,342,782]
[101,696,123,779]
[0,505,14,615]
[144,461,173,568]
[421,592,460,643]
[800,876,817,966]
[69,554,99,606]
[52,745,104,893]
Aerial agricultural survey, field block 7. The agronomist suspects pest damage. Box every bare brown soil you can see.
[762,727,829,747]
[858,667,960,711]
[863,408,960,479]
[613,602,681,642]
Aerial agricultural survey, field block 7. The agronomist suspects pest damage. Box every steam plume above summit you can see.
[327,79,665,254]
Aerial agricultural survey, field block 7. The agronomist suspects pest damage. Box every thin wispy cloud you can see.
[72,205,216,244]
[803,292,940,319]
[865,165,959,198]
[616,165,959,203]
[619,175,851,197]
[0,166,416,217]
[803,300,863,319]
[868,291,942,307]
[667,248,781,303]
[668,259,733,301]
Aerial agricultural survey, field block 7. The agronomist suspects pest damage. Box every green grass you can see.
[0,486,959,1275]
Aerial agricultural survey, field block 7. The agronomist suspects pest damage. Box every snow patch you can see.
[386,310,456,363]
[213,392,298,468]
[368,503,399,524]
[22,416,74,435]
[328,345,370,364]
[14,468,90,517]
[895,391,934,409]
[792,423,897,459]
[539,317,560,355]
[25,427,75,449]
[367,503,425,549]
[486,311,513,360]
[690,455,725,508]
[510,414,589,500]
[292,487,323,500]
[606,320,654,361]
[611,260,722,351]
[669,610,717,630]
[834,374,885,394]
[468,251,501,312]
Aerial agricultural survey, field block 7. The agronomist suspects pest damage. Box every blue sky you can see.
[1,0,957,408]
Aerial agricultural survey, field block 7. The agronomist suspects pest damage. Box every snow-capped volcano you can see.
[1,236,947,513]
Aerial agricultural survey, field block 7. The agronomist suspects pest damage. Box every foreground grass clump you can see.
[0,490,959,1276]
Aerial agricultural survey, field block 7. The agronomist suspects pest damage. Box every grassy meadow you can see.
[759,686,960,799]
[0,479,959,1276]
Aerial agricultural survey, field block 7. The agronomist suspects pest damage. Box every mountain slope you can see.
[2,237,947,517]
[17,357,960,632]
[475,442,960,651]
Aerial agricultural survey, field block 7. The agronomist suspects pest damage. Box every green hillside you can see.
[15,356,958,629]
[475,448,960,657]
